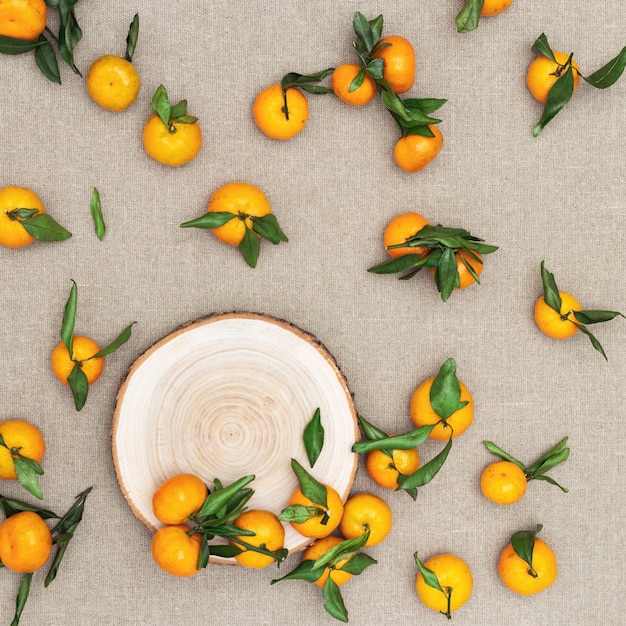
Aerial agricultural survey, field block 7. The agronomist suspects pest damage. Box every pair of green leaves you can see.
[0,436,44,500]
[369,225,498,302]
[59,281,134,410]
[532,33,626,136]
[180,207,288,268]
[150,84,198,134]
[188,475,288,567]
[414,552,456,620]
[1,487,91,626]
[4,207,71,243]
[540,261,624,360]
[484,437,570,493]
[278,459,331,526]
[271,531,377,623]
[0,0,83,84]
[352,12,446,137]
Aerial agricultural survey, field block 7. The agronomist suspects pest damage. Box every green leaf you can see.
[55,1,83,75]
[45,487,92,586]
[348,68,366,92]
[532,474,569,492]
[312,533,370,570]
[352,11,379,55]
[125,13,139,62]
[173,114,198,124]
[533,63,575,137]
[303,408,324,467]
[151,84,171,127]
[531,33,556,62]
[483,441,526,472]
[357,414,388,441]
[299,84,333,95]
[89,322,134,358]
[180,211,237,229]
[290,458,327,508]
[540,261,562,314]
[0,35,46,54]
[430,358,464,421]
[351,425,435,454]
[574,323,608,360]
[414,552,444,593]
[510,524,542,574]
[526,437,569,476]
[397,434,453,490]
[365,57,385,80]
[403,98,447,115]
[322,577,349,623]
[19,213,71,242]
[60,280,77,358]
[277,504,322,524]
[433,247,458,302]
[0,496,57,520]
[90,188,106,240]
[573,310,625,325]
[207,544,242,559]
[338,552,377,575]
[13,456,44,500]
[170,99,188,119]
[270,558,325,584]
[34,35,61,84]
[196,475,255,518]
[583,46,626,88]
[456,0,484,33]
[251,213,289,244]
[239,225,261,268]
[367,253,429,275]
[67,362,89,411]
[11,573,32,626]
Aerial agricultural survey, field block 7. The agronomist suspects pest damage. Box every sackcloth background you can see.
[1,1,625,625]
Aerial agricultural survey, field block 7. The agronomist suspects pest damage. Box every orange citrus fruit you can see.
[206,181,272,246]
[0,185,45,248]
[410,375,474,441]
[0,0,46,41]
[86,55,141,112]
[365,447,420,489]
[230,510,285,568]
[142,114,202,167]
[151,525,202,577]
[331,63,377,106]
[339,493,393,547]
[534,291,581,339]
[253,84,309,140]
[480,461,527,505]
[152,473,208,525]
[372,35,415,94]
[526,52,581,104]
[481,0,514,16]
[0,511,52,573]
[286,485,344,539]
[302,535,353,588]
[416,553,473,616]
[393,125,443,173]
[50,335,105,386]
[0,419,45,480]
[383,212,430,258]
[498,537,557,595]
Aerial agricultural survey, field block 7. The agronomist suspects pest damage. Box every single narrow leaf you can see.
[510,524,542,573]
[207,544,242,559]
[11,573,32,626]
[531,33,556,62]
[0,495,57,520]
[414,552,444,593]
[0,35,46,54]
[312,532,370,570]
[151,84,171,127]
[351,425,435,454]
[397,435,453,490]
[357,414,388,441]
[583,46,626,88]
[60,281,77,358]
[455,0,484,34]
[277,504,322,524]
[540,261,562,314]
[322,577,349,623]
[13,457,44,500]
[180,211,236,229]
[533,64,575,136]
[34,35,61,84]
[67,362,89,411]
[348,68,366,92]
[270,558,325,584]
[532,474,569,492]
[434,247,458,302]
[290,458,327,508]
[573,310,624,325]
[430,358,462,420]
[170,99,188,119]
[338,553,377,575]
[574,323,608,360]
[125,13,139,62]
[483,441,526,472]
[251,213,289,244]
[19,214,71,242]
[367,253,429,275]
[239,226,261,268]
[90,187,105,240]
[303,408,324,467]
[89,322,134,358]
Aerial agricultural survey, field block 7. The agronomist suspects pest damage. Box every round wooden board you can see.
[111,312,359,563]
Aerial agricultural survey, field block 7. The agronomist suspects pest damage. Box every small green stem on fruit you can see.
[168,122,177,134]
[320,510,330,526]
[527,566,538,578]
[281,88,290,121]
[442,586,453,620]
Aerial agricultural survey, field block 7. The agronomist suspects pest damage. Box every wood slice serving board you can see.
[112,312,359,563]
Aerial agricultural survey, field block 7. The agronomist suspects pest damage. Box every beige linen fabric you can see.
[1,1,624,625]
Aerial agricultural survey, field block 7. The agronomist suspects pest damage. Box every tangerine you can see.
[534,291,581,339]
[0,185,45,248]
[231,510,285,568]
[526,52,581,104]
[331,64,377,106]
[0,511,52,573]
[481,0,514,16]
[416,553,473,616]
[151,525,202,577]
[480,461,527,505]
[253,84,309,140]
[383,212,430,258]
[0,0,46,41]
[302,535,353,588]
[50,336,105,386]
[86,55,141,112]
[365,447,420,489]
[393,126,443,173]
[142,115,202,167]
[286,485,343,539]
[372,35,416,94]
[339,492,393,547]
[152,473,208,525]
[498,537,557,595]
[0,419,45,480]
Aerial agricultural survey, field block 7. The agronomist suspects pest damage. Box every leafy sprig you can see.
[4,208,71,243]
[150,84,198,134]
[531,33,626,136]
[0,435,44,500]
[539,261,624,360]
[484,437,570,492]
[271,532,376,622]
[181,208,288,268]
[369,225,498,301]
[58,281,135,410]
[414,552,455,620]
[1,487,92,626]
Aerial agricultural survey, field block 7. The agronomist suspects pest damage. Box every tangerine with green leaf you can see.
[152,473,208,525]
[331,63,376,106]
[365,446,420,489]
[51,335,105,387]
[253,84,309,140]
[372,35,415,94]
[230,509,285,568]
[0,419,45,481]
[383,212,430,258]
[393,125,443,173]
[302,535,353,588]
[151,525,202,577]
[339,492,392,547]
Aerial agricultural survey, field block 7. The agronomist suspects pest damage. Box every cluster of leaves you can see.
[150,84,198,134]
[369,225,498,302]
[0,487,91,626]
[0,0,83,84]
[540,261,624,360]
[484,437,570,492]
[0,437,44,500]
[532,34,626,136]
[58,281,134,410]
[181,206,288,269]
[353,358,465,498]
[187,475,287,567]
[271,530,376,623]
[4,207,71,243]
